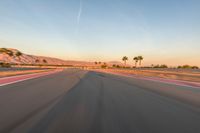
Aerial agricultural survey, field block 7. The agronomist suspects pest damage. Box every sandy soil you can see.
[0,69,53,78]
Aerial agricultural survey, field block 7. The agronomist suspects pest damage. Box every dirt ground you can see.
[0,68,52,78]
[94,68,200,83]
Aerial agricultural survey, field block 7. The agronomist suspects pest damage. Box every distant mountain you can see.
[0,48,94,66]
[0,48,124,67]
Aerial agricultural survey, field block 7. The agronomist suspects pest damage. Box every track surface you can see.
[0,69,200,133]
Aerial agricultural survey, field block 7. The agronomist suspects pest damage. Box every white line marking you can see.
[0,76,41,87]
[0,71,52,80]
[0,71,61,87]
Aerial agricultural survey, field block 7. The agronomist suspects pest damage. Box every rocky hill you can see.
[0,48,124,67]
[0,48,94,66]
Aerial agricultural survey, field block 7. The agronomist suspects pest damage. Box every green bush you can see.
[160,64,168,68]
[16,51,22,56]
[35,59,40,63]
[0,62,11,68]
[153,64,168,68]
[101,64,107,69]
[43,59,47,63]
[178,65,199,69]
[112,64,116,67]
[191,66,199,69]
[0,48,14,56]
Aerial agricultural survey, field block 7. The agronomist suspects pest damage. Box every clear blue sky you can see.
[0,0,200,66]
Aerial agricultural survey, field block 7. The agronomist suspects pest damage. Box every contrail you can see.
[77,0,82,25]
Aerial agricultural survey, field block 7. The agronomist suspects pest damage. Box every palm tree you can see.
[138,56,143,67]
[122,56,128,66]
[133,57,139,68]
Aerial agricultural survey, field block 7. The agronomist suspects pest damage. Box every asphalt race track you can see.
[0,69,200,133]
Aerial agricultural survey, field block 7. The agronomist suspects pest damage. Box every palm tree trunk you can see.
[139,60,141,67]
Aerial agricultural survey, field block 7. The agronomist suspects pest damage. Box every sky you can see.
[0,0,200,66]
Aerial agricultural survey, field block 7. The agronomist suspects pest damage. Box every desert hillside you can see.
[0,48,93,66]
[0,48,123,66]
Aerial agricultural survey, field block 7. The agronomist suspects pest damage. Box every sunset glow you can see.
[0,0,199,66]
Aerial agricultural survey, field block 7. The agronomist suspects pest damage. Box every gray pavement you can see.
[0,69,200,133]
